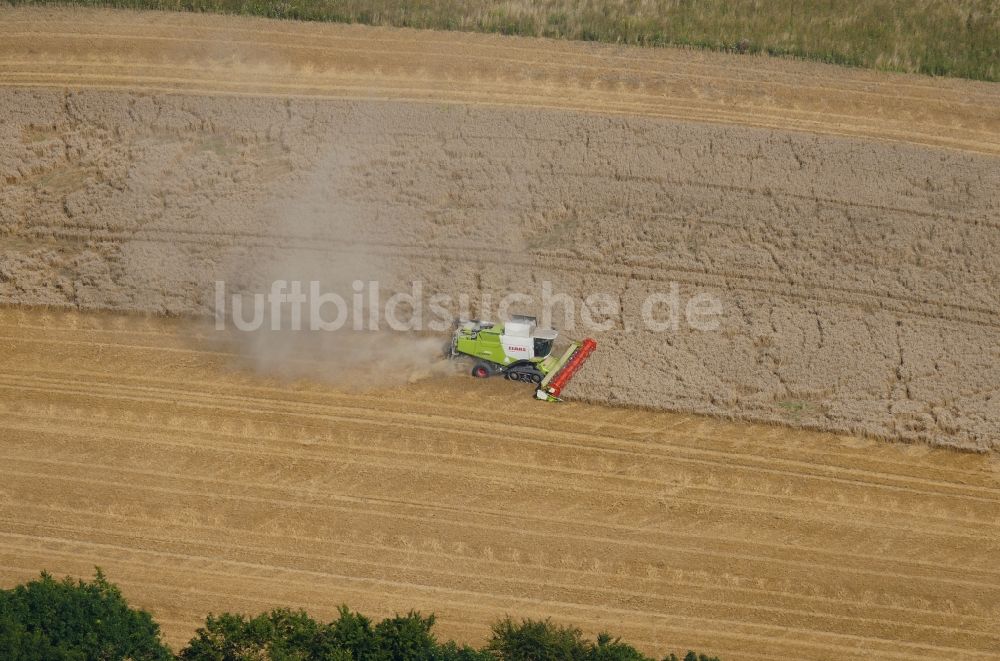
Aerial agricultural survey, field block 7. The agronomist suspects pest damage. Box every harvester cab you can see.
[449,315,596,401]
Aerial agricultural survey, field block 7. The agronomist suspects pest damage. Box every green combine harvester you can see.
[448,315,597,401]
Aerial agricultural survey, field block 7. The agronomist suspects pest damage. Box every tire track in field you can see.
[8,73,989,157]
[7,502,993,630]
[3,370,997,505]
[13,225,998,329]
[3,22,999,117]
[5,366,983,523]
[5,401,1000,548]
[3,369,999,524]
[7,527,989,650]
[4,460,998,597]
[3,392,988,572]
[6,410,997,539]
[0,333,988,484]
[9,433,996,580]
[21,222,1000,318]
[8,436,997,582]
[0,8,997,155]
[5,16,999,102]
[3,310,1000,658]
[3,26,996,107]
[2,531,993,660]
[0,54,993,147]
[2,533,994,659]
[8,384,1000,537]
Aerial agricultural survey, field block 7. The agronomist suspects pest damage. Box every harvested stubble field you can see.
[1,6,1000,659]
[2,306,1000,660]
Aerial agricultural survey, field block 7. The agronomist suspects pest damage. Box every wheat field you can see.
[1,7,1000,659]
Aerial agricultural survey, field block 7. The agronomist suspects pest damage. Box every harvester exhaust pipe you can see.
[535,338,597,401]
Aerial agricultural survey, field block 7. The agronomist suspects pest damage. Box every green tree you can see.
[0,569,171,661]
[436,640,497,661]
[371,611,439,660]
[2,572,719,661]
[325,605,376,659]
[485,618,716,661]
[179,606,495,661]
[591,632,649,661]
[486,617,592,661]
[180,608,352,661]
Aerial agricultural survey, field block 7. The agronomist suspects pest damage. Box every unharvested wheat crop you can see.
[2,8,999,449]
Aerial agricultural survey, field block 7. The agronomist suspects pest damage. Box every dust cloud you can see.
[213,117,455,388]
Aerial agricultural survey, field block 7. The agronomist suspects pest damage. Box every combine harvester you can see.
[448,315,596,401]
